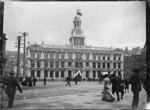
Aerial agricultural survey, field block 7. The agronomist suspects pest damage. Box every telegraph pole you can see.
[22,32,28,76]
[16,36,21,79]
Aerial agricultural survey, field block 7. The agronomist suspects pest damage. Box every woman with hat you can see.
[101,72,115,102]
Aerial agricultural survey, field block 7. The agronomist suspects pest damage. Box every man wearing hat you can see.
[130,67,141,109]
[2,71,23,108]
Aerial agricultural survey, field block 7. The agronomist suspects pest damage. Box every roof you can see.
[27,43,124,53]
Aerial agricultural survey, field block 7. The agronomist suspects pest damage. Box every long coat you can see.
[3,76,22,95]
[111,76,121,92]
[130,73,141,92]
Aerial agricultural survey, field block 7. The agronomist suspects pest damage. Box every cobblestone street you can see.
[1,81,147,109]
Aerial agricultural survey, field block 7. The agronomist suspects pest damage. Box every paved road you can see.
[1,81,147,109]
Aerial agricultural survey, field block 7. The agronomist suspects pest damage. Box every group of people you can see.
[0,67,146,109]
[101,67,142,109]
[19,76,38,87]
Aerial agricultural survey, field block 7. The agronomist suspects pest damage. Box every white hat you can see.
[102,72,108,75]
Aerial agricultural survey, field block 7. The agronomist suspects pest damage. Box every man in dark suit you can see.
[130,67,141,109]
[111,73,121,101]
[2,71,23,108]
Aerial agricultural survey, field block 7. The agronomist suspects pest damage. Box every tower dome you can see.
[74,15,81,22]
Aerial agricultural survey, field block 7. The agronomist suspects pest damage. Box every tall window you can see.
[37,61,41,67]
[31,60,35,67]
[61,61,64,67]
[61,71,64,78]
[93,53,96,60]
[113,63,116,69]
[31,51,35,58]
[107,63,110,69]
[103,55,105,61]
[55,52,59,59]
[113,54,116,61]
[102,63,105,69]
[50,61,53,67]
[107,55,110,60]
[37,51,41,59]
[55,61,59,68]
[44,60,48,67]
[68,61,72,66]
[86,53,89,60]
[86,71,89,78]
[55,71,59,78]
[68,52,72,59]
[61,52,64,59]
[93,71,96,78]
[98,62,101,68]
[50,52,54,59]
[118,63,121,69]
[37,71,41,77]
[31,70,34,77]
[44,70,48,77]
[118,55,121,61]
[68,71,72,77]
[93,62,96,68]
[98,54,101,61]
[86,62,89,66]
[44,52,48,59]
[50,71,53,77]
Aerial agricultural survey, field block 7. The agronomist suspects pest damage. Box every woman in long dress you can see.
[102,74,115,102]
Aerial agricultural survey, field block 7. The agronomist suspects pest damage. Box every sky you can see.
[3,1,146,52]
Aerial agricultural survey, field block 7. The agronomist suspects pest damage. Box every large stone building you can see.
[26,11,124,80]
[124,44,146,79]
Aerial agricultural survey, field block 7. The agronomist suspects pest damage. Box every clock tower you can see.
[69,11,85,46]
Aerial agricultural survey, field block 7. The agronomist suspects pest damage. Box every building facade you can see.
[124,45,146,79]
[26,12,124,80]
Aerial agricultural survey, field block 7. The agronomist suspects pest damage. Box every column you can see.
[41,70,44,78]
[64,70,68,77]
[53,71,56,79]
[82,71,85,79]
[59,70,61,79]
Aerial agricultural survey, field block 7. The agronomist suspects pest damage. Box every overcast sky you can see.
[3,1,146,51]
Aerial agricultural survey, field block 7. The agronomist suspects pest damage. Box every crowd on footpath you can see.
[101,67,148,110]
[0,66,149,109]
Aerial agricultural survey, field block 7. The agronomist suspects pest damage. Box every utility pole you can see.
[22,32,28,76]
[16,36,22,79]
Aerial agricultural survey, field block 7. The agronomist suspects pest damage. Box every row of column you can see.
[28,50,123,61]
[28,59,123,69]
[28,69,123,79]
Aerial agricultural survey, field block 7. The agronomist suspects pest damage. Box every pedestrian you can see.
[124,78,130,93]
[102,72,115,102]
[111,73,121,101]
[129,67,142,109]
[33,76,37,86]
[2,71,23,108]
[66,76,71,87]
[120,78,124,99]
[28,76,32,87]
[44,77,47,85]
[74,76,78,85]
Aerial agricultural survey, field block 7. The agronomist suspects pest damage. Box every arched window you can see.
[44,70,48,77]
[37,60,41,67]
[50,71,53,77]
[31,70,35,77]
[44,60,48,67]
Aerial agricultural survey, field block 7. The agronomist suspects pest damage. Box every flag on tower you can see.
[77,9,82,16]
